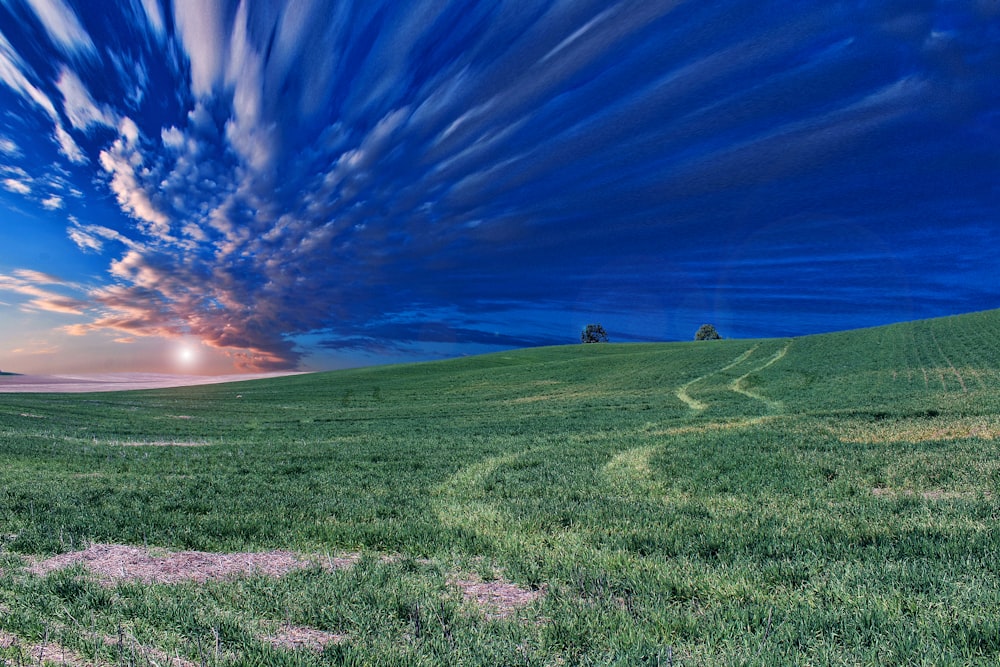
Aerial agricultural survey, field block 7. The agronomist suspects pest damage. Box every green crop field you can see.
[2,310,1000,665]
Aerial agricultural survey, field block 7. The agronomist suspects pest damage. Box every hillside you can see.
[1,309,999,665]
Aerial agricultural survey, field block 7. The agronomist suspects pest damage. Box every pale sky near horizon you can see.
[1,1,998,375]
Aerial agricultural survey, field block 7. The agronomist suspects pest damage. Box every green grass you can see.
[2,310,1000,664]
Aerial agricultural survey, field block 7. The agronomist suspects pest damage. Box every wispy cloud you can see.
[10,341,59,355]
[0,270,87,315]
[0,31,59,120]
[56,65,116,131]
[20,0,97,59]
[2,177,30,194]
[0,134,20,156]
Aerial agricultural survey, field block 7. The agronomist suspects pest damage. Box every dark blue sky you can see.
[0,0,998,373]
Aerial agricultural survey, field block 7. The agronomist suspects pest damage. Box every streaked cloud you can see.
[0,270,87,314]
[0,134,20,156]
[2,177,30,194]
[0,31,59,120]
[56,66,116,131]
[171,0,230,98]
[20,0,97,58]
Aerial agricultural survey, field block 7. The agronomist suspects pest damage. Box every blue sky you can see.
[0,0,998,374]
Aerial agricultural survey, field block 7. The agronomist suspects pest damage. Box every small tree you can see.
[581,323,609,344]
[695,323,722,340]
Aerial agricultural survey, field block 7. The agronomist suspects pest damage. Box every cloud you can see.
[0,31,59,120]
[171,0,232,97]
[0,270,87,314]
[67,224,103,252]
[13,269,64,284]
[10,342,59,355]
[67,220,137,254]
[40,194,62,209]
[56,66,116,131]
[54,123,86,163]
[20,0,97,59]
[2,178,30,194]
[0,135,21,156]
[98,118,170,234]
[135,0,165,40]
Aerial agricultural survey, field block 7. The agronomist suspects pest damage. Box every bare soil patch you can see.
[0,630,102,667]
[449,573,545,619]
[261,625,347,652]
[99,632,198,667]
[28,544,358,585]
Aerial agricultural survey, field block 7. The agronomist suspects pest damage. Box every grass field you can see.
[2,310,1000,665]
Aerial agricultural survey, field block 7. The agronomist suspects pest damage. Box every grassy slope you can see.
[1,310,999,664]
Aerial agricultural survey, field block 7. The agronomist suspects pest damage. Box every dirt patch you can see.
[872,487,991,501]
[99,632,198,667]
[262,625,347,652]
[449,573,545,619]
[28,544,359,586]
[0,630,101,667]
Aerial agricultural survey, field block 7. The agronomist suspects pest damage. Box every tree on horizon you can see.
[581,323,609,343]
[695,323,722,340]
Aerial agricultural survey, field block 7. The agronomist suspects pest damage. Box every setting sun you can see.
[175,344,198,369]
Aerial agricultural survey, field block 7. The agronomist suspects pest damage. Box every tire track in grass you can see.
[728,342,791,413]
[675,346,758,411]
[603,416,782,496]
[432,451,591,556]
[929,326,968,392]
[432,453,520,541]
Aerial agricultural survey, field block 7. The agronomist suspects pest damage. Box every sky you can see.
[0,0,998,375]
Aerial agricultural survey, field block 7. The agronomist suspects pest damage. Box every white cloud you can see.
[22,0,97,58]
[67,224,104,252]
[119,116,140,143]
[137,0,166,39]
[2,178,30,195]
[0,135,20,156]
[0,32,60,120]
[172,0,230,96]
[161,126,185,151]
[67,220,138,254]
[41,194,63,209]
[54,123,87,163]
[56,66,116,131]
[98,118,170,235]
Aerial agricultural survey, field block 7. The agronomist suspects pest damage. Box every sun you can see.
[175,343,199,369]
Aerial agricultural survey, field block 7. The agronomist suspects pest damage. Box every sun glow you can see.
[175,343,199,369]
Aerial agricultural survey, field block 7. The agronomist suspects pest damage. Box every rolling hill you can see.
[1,309,998,665]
